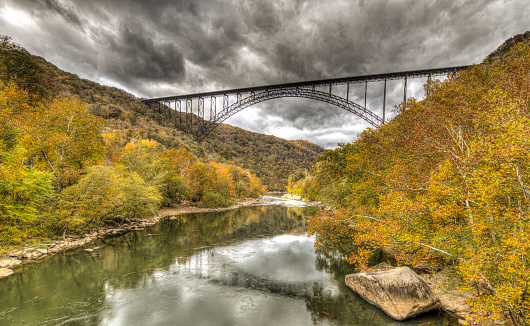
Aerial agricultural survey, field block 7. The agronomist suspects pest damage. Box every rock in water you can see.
[345,265,441,320]
[0,258,22,268]
[0,268,14,278]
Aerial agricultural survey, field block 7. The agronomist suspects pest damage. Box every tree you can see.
[54,165,161,234]
[120,138,166,189]
[0,144,55,245]
[16,96,105,188]
[306,42,530,324]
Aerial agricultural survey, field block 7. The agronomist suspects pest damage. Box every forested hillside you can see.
[0,36,323,190]
[1,34,327,248]
[289,33,530,324]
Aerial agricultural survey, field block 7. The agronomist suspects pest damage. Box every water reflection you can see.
[0,203,449,326]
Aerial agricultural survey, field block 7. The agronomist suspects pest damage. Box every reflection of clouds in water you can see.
[259,195,310,207]
[101,234,339,325]
[102,262,319,325]
[176,235,333,284]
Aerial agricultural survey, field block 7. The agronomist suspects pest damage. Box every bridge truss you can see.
[142,65,469,141]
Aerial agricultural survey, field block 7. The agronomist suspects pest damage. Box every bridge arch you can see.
[142,65,470,141]
[199,87,383,140]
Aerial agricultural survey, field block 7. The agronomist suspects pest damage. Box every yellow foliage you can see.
[305,42,530,324]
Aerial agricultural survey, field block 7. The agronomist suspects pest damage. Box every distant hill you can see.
[0,35,324,190]
[486,31,530,62]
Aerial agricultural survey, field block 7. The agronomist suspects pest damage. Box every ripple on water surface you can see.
[0,200,451,326]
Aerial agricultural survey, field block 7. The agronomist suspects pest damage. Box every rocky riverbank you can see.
[0,197,273,278]
[281,193,324,207]
[344,254,506,326]
[344,262,479,325]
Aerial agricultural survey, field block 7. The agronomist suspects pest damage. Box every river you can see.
[0,197,452,325]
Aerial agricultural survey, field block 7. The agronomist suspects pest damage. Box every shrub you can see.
[197,191,235,208]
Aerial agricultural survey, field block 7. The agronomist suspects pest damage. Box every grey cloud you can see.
[40,0,84,28]
[1,0,528,148]
[6,0,85,29]
[256,99,352,130]
[97,21,186,87]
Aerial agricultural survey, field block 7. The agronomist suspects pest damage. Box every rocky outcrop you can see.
[420,269,474,323]
[345,263,441,321]
[0,258,22,269]
[0,268,14,278]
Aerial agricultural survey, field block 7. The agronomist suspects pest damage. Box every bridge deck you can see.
[142,65,470,103]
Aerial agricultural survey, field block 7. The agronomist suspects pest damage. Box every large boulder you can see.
[0,268,14,278]
[345,264,441,321]
[421,269,474,322]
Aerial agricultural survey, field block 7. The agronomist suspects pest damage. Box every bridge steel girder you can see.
[141,65,470,141]
[142,65,469,104]
[196,87,384,141]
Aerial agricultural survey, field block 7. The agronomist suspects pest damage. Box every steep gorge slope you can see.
[0,35,324,190]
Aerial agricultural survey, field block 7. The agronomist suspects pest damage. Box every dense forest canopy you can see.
[289,33,530,324]
[2,34,316,247]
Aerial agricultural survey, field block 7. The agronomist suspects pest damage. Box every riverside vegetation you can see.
[289,32,530,324]
[0,34,309,250]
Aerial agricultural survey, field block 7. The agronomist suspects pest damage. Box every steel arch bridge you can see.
[142,65,469,141]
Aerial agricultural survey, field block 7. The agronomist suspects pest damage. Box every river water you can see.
[0,197,452,325]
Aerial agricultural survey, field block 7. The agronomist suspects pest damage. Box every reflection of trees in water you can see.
[208,270,316,298]
[98,205,315,288]
[0,205,322,325]
[305,245,455,326]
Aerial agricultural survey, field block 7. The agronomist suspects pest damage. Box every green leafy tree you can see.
[54,165,161,234]
[16,96,105,189]
[0,144,55,245]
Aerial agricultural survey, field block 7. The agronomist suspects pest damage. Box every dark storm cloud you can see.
[40,0,84,28]
[97,21,186,86]
[1,0,529,147]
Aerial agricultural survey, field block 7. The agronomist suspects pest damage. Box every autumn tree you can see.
[0,80,55,245]
[16,96,105,189]
[305,41,530,324]
[54,165,161,234]
[120,139,166,189]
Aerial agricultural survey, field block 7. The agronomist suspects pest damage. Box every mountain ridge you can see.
[0,35,324,190]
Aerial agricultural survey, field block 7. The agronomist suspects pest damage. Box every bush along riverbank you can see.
[1,35,296,259]
[289,35,530,325]
[0,76,267,251]
[0,197,273,278]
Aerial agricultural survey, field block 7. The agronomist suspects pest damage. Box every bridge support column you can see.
[210,96,216,122]
[427,73,432,97]
[403,76,407,110]
[186,98,192,134]
[176,100,181,129]
[364,81,367,109]
[198,97,204,135]
[223,94,229,112]
[383,78,386,123]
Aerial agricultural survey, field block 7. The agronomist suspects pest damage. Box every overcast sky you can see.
[0,0,528,148]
